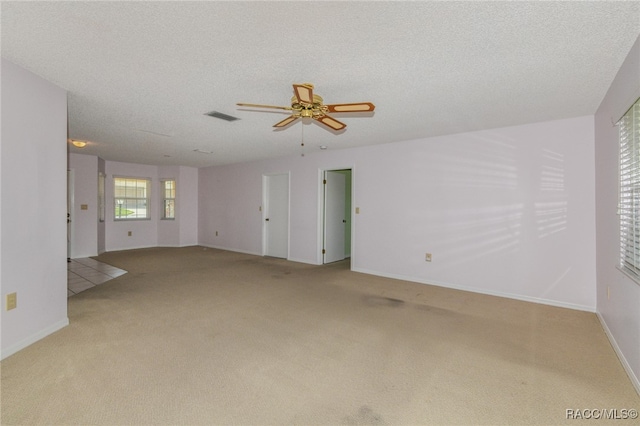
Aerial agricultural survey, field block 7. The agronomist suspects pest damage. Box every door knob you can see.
[265,218,270,221]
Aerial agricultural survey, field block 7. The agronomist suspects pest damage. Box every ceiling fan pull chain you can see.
[300,122,305,157]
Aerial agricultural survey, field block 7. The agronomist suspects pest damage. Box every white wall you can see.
[199,116,596,311]
[178,166,198,247]
[199,161,265,256]
[68,153,98,258]
[1,59,69,359]
[98,157,106,253]
[595,35,640,393]
[157,165,199,247]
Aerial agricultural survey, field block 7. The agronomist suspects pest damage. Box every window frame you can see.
[160,178,176,220]
[113,176,151,221]
[618,97,640,284]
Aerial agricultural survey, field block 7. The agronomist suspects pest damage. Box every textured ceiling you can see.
[2,1,639,167]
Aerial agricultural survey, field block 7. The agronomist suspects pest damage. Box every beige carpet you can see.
[1,246,638,425]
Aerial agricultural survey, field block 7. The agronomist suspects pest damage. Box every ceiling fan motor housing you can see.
[291,94,325,118]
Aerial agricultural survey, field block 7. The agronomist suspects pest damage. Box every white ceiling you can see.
[2,1,639,168]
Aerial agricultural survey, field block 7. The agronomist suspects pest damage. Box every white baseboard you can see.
[100,244,199,254]
[287,257,320,265]
[351,267,596,313]
[198,243,261,257]
[71,251,99,259]
[1,318,69,360]
[597,312,640,395]
[198,245,317,264]
[105,244,158,252]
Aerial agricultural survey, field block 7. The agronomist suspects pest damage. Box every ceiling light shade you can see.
[69,139,87,148]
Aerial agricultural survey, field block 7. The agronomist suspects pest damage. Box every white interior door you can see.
[264,173,289,258]
[323,170,346,263]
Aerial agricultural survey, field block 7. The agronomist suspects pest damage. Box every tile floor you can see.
[67,258,127,297]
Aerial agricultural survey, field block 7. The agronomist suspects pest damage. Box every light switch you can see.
[6,293,17,311]
[81,204,88,210]
[355,207,360,214]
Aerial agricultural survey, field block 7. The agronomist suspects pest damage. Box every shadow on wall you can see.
[406,133,567,272]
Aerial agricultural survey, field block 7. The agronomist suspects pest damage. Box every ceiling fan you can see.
[237,83,375,131]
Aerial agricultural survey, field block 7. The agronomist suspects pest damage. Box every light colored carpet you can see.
[1,246,638,425]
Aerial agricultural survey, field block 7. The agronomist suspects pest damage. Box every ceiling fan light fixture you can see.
[69,139,87,148]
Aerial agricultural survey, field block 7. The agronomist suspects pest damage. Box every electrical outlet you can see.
[215,231,218,236]
[425,253,432,262]
[128,231,132,236]
[6,292,17,311]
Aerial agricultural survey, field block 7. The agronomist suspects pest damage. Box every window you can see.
[161,179,176,219]
[114,177,150,220]
[618,98,640,281]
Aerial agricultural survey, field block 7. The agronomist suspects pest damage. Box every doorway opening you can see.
[321,168,352,265]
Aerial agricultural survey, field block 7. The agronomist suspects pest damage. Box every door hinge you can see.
[322,249,326,254]
[323,179,327,184]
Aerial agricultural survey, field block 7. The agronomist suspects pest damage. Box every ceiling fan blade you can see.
[237,103,293,111]
[293,84,314,105]
[273,115,300,128]
[314,114,346,131]
[325,102,375,113]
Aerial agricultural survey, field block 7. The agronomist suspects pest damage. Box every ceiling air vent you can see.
[205,111,240,122]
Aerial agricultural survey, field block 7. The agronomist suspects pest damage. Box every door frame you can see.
[262,172,291,259]
[67,169,74,260]
[317,166,355,267]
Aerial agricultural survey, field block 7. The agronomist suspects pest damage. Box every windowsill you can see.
[161,218,175,221]
[616,265,640,286]
[114,218,151,222]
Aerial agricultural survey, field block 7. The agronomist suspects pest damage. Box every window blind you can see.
[114,177,151,220]
[619,98,640,280]
[161,179,176,219]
